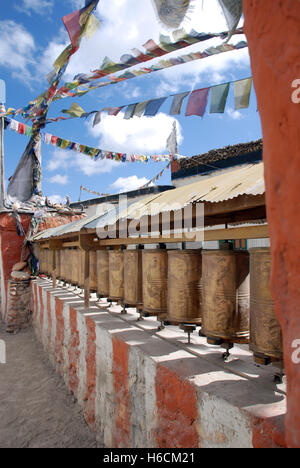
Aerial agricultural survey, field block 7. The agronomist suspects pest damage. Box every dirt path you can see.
[0,324,99,448]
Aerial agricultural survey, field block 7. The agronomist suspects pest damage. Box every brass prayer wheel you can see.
[109,250,124,301]
[201,250,250,344]
[124,249,143,307]
[97,250,109,297]
[65,249,72,284]
[46,249,52,276]
[39,249,45,274]
[249,248,283,364]
[71,249,78,286]
[78,249,85,289]
[60,250,65,281]
[55,250,61,280]
[167,250,202,325]
[90,251,97,292]
[142,249,168,317]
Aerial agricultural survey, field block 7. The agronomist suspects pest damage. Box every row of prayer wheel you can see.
[39,246,282,365]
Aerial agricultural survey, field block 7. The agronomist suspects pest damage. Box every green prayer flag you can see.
[210,83,230,113]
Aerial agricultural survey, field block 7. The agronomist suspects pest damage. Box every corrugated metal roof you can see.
[120,163,265,220]
[32,213,100,241]
[33,163,265,240]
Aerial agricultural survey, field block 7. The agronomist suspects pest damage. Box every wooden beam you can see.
[96,224,269,246]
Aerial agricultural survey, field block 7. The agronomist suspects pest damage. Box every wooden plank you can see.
[97,224,269,246]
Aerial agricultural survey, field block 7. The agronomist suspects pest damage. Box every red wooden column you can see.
[244,0,300,448]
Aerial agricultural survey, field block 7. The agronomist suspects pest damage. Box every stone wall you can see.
[6,279,31,333]
[32,278,287,448]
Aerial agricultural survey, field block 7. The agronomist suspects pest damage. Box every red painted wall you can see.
[0,212,84,322]
[244,0,300,448]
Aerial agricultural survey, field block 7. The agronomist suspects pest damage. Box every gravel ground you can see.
[0,324,99,448]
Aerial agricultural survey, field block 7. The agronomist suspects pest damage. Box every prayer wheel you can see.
[167,250,202,325]
[108,250,124,302]
[46,250,51,276]
[124,249,143,308]
[78,249,85,289]
[142,249,168,317]
[39,249,45,274]
[60,250,66,282]
[249,248,283,364]
[65,249,72,284]
[201,249,250,344]
[90,251,97,292]
[97,250,109,297]
[55,250,61,280]
[71,249,78,286]
[43,249,48,275]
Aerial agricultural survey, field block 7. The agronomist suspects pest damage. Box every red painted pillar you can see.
[244,0,300,448]
[0,213,31,322]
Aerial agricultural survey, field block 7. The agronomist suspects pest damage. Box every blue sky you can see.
[0,0,262,204]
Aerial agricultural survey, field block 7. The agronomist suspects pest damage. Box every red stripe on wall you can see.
[112,337,130,448]
[84,317,96,429]
[251,415,286,448]
[54,297,64,369]
[68,307,80,399]
[155,364,199,448]
[46,291,52,352]
[39,286,44,333]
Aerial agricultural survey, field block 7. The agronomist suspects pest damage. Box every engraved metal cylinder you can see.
[109,250,124,301]
[65,249,72,284]
[44,249,48,275]
[124,250,143,307]
[46,250,51,276]
[142,249,168,316]
[97,250,109,297]
[60,250,65,281]
[71,249,78,285]
[39,248,45,274]
[78,249,85,288]
[249,248,283,363]
[55,250,61,280]
[167,250,202,325]
[201,250,250,343]
[90,251,97,292]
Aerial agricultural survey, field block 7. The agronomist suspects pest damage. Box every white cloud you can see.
[49,174,69,185]
[46,149,119,177]
[0,21,36,83]
[15,0,54,16]
[48,194,65,204]
[88,113,182,154]
[111,175,150,193]
[226,107,244,120]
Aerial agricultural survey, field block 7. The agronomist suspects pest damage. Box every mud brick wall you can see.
[6,279,31,333]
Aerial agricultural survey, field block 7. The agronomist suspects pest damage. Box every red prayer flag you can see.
[185,88,210,117]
